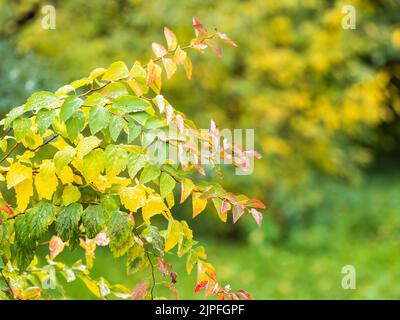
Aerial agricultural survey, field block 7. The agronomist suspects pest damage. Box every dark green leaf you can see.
[82,205,107,239]
[55,203,83,247]
[107,211,134,257]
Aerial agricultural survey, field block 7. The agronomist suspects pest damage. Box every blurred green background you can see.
[1,0,400,299]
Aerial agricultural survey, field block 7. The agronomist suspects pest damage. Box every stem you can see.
[133,228,156,300]
[33,134,59,152]
[0,143,19,165]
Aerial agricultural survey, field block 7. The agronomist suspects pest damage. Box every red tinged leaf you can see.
[216,32,238,47]
[192,17,208,37]
[250,208,263,226]
[221,200,231,215]
[1,204,14,216]
[208,41,223,58]
[237,289,253,300]
[158,258,168,278]
[246,198,266,209]
[194,280,208,293]
[245,150,262,159]
[131,280,149,300]
[152,42,168,58]
[170,270,177,284]
[190,39,208,52]
[232,205,245,224]
[164,27,178,51]
[49,236,65,260]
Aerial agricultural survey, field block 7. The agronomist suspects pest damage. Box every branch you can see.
[133,228,155,300]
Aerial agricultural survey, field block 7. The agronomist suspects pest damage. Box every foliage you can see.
[0,20,264,300]
[1,0,399,234]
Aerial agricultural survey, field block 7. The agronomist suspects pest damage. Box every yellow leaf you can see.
[162,58,177,79]
[82,149,105,183]
[76,136,101,159]
[146,60,162,93]
[173,46,187,65]
[166,191,175,209]
[164,27,178,51]
[57,166,74,184]
[180,178,195,204]
[192,192,207,218]
[50,135,69,150]
[15,178,33,212]
[62,184,81,205]
[164,219,182,252]
[35,160,58,200]
[184,57,193,80]
[119,185,147,212]
[6,162,32,189]
[141,195,168,223]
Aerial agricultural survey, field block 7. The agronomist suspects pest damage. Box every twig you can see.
[33,134,59,152]
[133,228,156,300]
[0,143,19,165]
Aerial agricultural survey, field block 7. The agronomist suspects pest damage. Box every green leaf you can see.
[25,201,56,240]
[160,172,176,198]
[89,106,111,135]
[113,95,151,113]
[139,163,161,184]
[14,201,56,270]
[107,211,134,257]
[55,203,83,246]
[104,145,128,177]
[141,225,164,253]
[109,115,125,141]
[60,96,83,122]
[127,153,146,179]
[128,121,141,143]
[36,108,56,135]
[102,61,129,81]
[126,243,147,275]
[4,105,25,129]
[84,92,109,107]
[100,194,120,213]
[25,91,57,112]
[82,149,105,182]
[54,146,76,170]
[13,118,31,142]
[62,184,81,205]
[82,205,107,239]
[66,110,85,141]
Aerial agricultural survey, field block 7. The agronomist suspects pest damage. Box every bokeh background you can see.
[1,0,400,299]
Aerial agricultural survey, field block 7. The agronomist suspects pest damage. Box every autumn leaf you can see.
[180,178,195,203]
[49,236,65,260]
[164,27,177,51]
[152,42,168,58]
[192,192,207,218]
